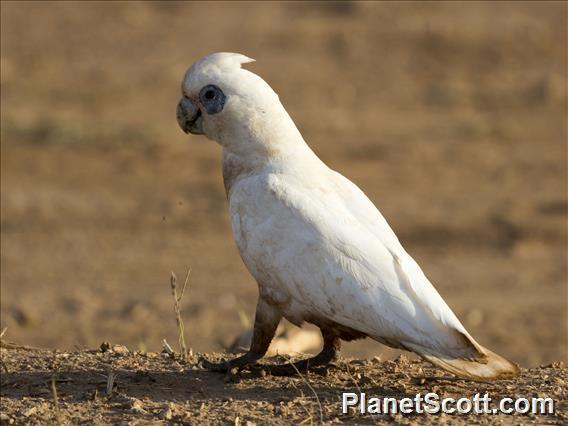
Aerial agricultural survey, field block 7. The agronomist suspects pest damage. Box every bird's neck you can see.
[219,99,324,195]
[221,119,324,196]
[221,144,323,197]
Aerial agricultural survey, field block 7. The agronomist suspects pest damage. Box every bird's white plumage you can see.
[178,52,518,379]
[229,165,478,359]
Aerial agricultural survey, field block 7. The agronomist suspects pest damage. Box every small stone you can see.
[394,354,408,365]
[112,345,129,355]
[0,413,13,424]
[127,398,147,414]
[22,406,37,417]
[541,361,564,369]
[158,407,173,420]
[100,341,111,352]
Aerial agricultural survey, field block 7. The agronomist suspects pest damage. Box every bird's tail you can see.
[419,347,520,381]
[404,336,520,381]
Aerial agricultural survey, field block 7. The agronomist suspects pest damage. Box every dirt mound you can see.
[1,345,566,425]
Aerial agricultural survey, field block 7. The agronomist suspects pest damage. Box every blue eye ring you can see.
[199,84,226,115]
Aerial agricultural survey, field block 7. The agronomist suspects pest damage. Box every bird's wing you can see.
[230,171,482,360]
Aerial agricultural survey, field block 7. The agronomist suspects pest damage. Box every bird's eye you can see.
[199,84,226,115]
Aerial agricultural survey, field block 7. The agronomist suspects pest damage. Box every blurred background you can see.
[1,1,566,367]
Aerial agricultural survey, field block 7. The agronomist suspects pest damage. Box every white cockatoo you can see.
[176,52,519,380]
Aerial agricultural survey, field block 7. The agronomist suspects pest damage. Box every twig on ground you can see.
[298,415,314,426]
[0,340,43,351]
[161,339,175,357]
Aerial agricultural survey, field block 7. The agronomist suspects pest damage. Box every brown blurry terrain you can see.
[1,0,567,372]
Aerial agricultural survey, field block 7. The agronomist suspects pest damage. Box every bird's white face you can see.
[176,52,280,149]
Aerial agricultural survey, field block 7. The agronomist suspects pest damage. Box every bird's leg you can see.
[266,328,341,376]
[200,298,281,373]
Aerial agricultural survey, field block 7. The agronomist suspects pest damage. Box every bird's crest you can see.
[182,52,256,97]
[191,52,255,75]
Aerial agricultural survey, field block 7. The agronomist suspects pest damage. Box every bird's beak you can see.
[176,97,203,135]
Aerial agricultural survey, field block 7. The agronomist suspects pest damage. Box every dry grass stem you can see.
[344,362,363,396]
[170,268,191,359]
[287,382,315,426]
[298,415,314,426]
[106,370,117,396]
[344,362,377,422]
[50,377,62,424]
[282,355,323,424]
[0,329,43,351]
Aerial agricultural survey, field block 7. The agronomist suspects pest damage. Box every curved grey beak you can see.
[176,97,203,135]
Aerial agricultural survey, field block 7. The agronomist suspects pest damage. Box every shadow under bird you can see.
[176,52,519,380]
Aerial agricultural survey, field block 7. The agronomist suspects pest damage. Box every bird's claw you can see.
[265,360,337,376]
[198,354,259,374]
[198,356,231,373]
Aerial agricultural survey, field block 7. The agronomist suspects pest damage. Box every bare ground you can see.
[1,346,566,425]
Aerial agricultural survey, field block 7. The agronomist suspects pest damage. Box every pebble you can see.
[126,398,147,415]
[158,407,173,420]
[111,345,129,355]
[371,356,382,364]
[22,407,37,417]
[0,413,13,424]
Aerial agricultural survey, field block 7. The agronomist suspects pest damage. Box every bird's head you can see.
[176,52,305,157]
